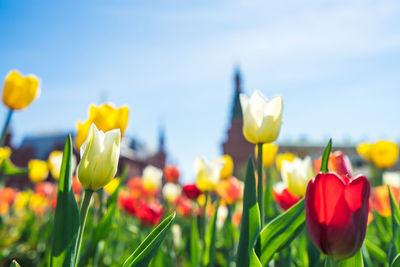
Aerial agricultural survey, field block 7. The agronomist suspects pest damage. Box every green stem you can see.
[203,192,208,242]
[0,109,13,147]
[324,256,339,267]
[73,189,93,267]
[257,143,264,228]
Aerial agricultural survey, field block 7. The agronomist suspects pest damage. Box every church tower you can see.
[222,68,253,178]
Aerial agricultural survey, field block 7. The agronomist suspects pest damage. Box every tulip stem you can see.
[0,109,13,147]
[73,189,93,267]
[257,143,264,228]
[203,192,208,242]
[325,256,339,267]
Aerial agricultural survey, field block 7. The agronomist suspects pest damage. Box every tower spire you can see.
[231,67,243,119]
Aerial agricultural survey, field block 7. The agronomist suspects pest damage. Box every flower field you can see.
[1,70,400,267]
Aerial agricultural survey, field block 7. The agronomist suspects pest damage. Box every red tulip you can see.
[35,182,55,197]
[306,172,370,260]
[164,165,180,183]
[183,184,202,200]
[135,202,163,226]
[273,187,300,211]
[313,151,352,177]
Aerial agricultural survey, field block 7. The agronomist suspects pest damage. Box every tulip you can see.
[383,171,400,188]
[183,184,202,200]
[276,152,296,172]
[119,191,139,216]
[77,124,121,191]
[104,178,120,195]
[13,191,31,212]
[255,143,279,167]
[313,151,352,177]
[272,182,300,211]
[176,196,192,216]
[162,182,182,203]
[356,142,372,162]
[215,176,243,204]
[135,202,163,226]
[29,193,48,215]
[0,187,15,204]
[142,165,163,192]
[195,157,223,191]
[371,140,398,169]
[35,182,55,197]
[164,165,180,183]
[219,155,234,179]
[28,159,49,183]
[281,157,314,197]
[239,90,282,144]
[75,103,129,149]
[0,146,11,162]
[306,172,370,260]
[2,70,40,110]
[372,185,400,217]
[48,150,76,180]
[72,177,82,195]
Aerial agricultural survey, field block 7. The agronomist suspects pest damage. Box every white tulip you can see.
[142,165,163,191]
[383,171,400,188]
[239,90,283,144]
[195,157,223,191]
[77,124,120,191]
[281,157,314,197]
[162,183,182,203]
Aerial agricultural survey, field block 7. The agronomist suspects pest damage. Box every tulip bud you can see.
[239,90,282,144]
[313,151,352,177]
[195,157,223,191]
[281,157,314,197]
[2,70,40,110]
[305,172,370,260]
[77,124,121,191]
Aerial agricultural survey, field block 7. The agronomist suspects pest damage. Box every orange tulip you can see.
[372,185,400,217]
[313,151,352,177]
[215,176,243,205]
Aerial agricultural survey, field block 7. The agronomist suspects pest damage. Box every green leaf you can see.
[122,212,176,267]
[392,253,400,267]
[364,238,386,264]
[1,158,28,175]
[107,166,128,207]
[236,156,261,267]
[50,135,80,267]
[338,250,363,267]
[191,218,200,267]
[389,186,400,262]
[259,198,305,265]
[203,199,220,267]
[320,138,332,172]
[9,260,20,267]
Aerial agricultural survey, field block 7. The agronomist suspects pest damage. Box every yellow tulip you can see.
[77,124,121,191]
[255,143,279,167]
[13,191,32,212]
[104,178,120,195]
[28,159,49,183]
[276,152,296,172]
[2,70,40,110]
[48,150,77,179]
[219,154,234,179]
[75,103,129,149]
[142,165,163,192]
[371,140,399,169]
[356,142,373,162]
[0,146,11,164]
[195,157,223,191]
[239,90,283,144]
[280,157,314,197]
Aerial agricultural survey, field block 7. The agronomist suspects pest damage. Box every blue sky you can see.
[1,0,400,182]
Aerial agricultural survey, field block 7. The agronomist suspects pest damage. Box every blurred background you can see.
[1,0,400,183]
